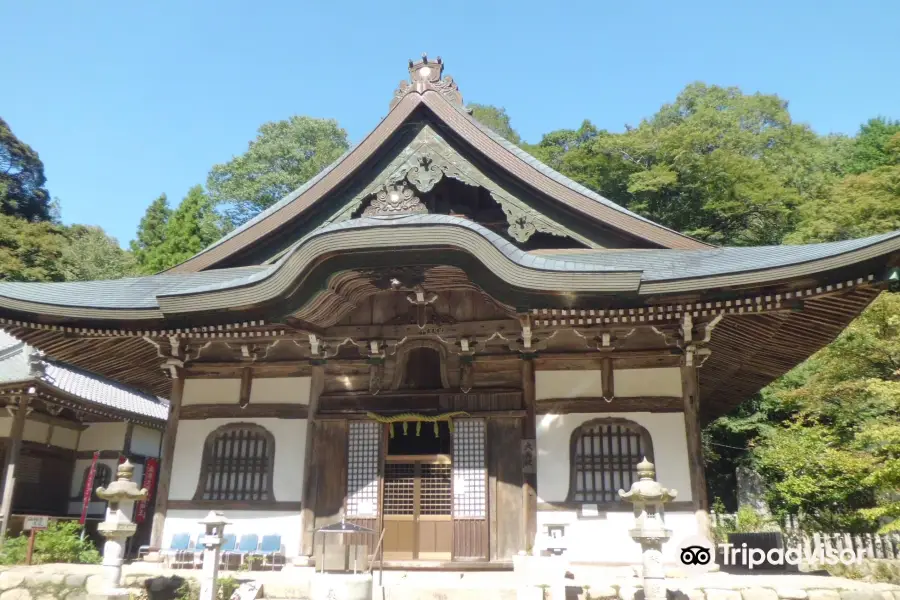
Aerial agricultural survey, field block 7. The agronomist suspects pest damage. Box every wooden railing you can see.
[710,512,900,559]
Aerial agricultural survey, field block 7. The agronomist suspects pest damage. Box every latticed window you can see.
[452,419,486,518]
[567,419,653,504]
[195,424,275,502]
[346,422,380,517]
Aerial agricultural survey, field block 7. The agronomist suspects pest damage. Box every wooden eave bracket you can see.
[679,313,722,367]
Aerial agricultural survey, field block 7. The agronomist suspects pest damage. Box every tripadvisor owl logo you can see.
[676,534,865,573]
[677,535,716,575]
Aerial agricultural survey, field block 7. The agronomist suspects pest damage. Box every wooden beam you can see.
[298,362,325,561]
[148,371,185,552]
[239,367,253,408]
[123,421,134,455]
[521,355,537,553]
[601,357,613,399]
[536,396,682,414]
[168,500,302,511]
[180,403,309,420]
[0,395,29,542]
[682,364,710,538]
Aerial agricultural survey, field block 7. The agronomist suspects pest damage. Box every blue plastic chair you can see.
[252,534,284,570]
[235,534,259,568]
[219,534,238,569]
[161,533,193,568]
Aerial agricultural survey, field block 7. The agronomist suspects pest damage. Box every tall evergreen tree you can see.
[130,194,172,273]
[145,186,223,272]
[0,117,53,221]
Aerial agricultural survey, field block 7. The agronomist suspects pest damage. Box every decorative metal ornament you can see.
[362,184,427,217]
[390,54,464,109]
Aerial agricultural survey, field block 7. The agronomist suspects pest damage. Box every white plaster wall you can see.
[0,417,79,448]
[163,510,301,557]
[131,425,161,457]
[536,370,603,400]
[537,510,697,564]
[183,379,240,406]
[535,411,695,563]
[249,377,310,405]
[22,421,49,444]
[78,422,127,451]
[614,367,681,397]
[51,427,79,449]
[536,412,691,503]
[169,418,306,501]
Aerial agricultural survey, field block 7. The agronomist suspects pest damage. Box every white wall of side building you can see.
[163,377,310,556]
[534,366,696,565]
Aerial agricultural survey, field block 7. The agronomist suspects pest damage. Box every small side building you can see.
[0,331,167,548]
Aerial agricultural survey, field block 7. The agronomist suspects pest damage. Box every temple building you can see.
[0,56,898,567]
[0,331,165,547]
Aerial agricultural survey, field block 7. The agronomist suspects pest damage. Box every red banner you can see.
[79,451,100,524]
[136,458,158,523]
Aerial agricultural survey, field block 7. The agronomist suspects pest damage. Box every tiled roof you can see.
[0,331,167,421]
[0,216,898,311]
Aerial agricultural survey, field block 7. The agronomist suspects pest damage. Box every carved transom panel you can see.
[362,184,427,217]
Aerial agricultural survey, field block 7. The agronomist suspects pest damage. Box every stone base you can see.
[141,551,164,564]
[291,555,315,567]
[309,573,373,600]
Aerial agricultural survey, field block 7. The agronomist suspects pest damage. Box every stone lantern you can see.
[93,460,149,600]
[618,458,677,600]
[197,511,230,600]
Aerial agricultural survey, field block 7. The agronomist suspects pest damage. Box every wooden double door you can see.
[382,456,453,561]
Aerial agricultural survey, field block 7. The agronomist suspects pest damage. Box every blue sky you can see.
[3,0,899,246]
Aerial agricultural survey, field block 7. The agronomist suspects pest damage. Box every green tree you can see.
[468,104,522,144]
[61,225,138,281]
[130,194,172,271]
[144,185,223,271]
[752,292,900,532]
[207,117,349,226]
[845,117,900,175]
[528,83,838,245]
[0,117,53,222]
[789,131,900,243]
[0,215,67,281]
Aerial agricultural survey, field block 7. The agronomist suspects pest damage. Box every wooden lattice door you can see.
[382,458,452,560]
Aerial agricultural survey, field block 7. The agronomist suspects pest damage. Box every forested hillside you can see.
[1,83,897,533]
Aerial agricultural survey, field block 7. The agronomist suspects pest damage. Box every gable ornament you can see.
[363,183,427,217]
[391,54,464,110]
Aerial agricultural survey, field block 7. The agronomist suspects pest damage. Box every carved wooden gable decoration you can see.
[325,125,597,247]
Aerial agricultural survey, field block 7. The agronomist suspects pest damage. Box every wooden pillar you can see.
[681,364,710,538]
[148,372,185,551]
[299,362,325,559]
[0,395,29,542]
[521,355,537,551]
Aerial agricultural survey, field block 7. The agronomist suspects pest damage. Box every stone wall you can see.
[0,565,107,600]
[0,565,186,600]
